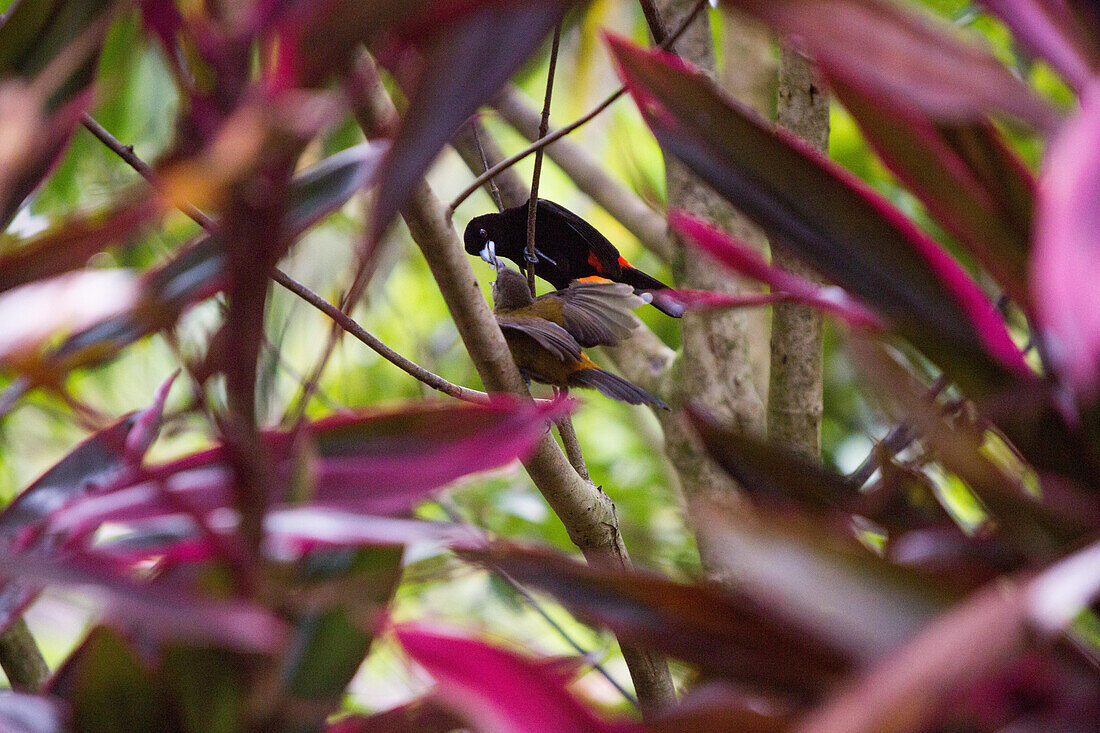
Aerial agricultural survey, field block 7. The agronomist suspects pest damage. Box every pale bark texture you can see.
[650,0,765,552]
[768,48,830,457]
[348,54,675,710]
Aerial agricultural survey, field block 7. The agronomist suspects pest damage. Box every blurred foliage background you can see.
[0,0,1066,711]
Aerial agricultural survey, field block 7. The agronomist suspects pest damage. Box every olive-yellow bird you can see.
[491,265,669,410]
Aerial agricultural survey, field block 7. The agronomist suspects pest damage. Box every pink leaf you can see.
[396,625,642,733]
[0,553,286,653]
[978,0,1099,92]
[1032,82,1100,401]
[124,370,179,465]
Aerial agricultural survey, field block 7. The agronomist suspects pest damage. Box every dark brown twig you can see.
[81,115,493,406]
[525,22,562,296]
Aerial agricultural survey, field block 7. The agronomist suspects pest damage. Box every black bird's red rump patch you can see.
[464,198,682,317]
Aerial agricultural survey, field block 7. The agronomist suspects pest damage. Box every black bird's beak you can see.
[479,239,499,269]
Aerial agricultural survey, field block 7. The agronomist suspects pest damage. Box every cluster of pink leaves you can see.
[3,0,1100,731]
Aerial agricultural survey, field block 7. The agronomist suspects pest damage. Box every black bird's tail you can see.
[570,368,670,410]
[618,266,683,317]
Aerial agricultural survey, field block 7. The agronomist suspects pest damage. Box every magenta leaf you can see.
[369,1,569,243]
[0,269,141,372]
[40,398,561,558]
[12,144,384,384]
[1032,82,1100,403]
[608,37,1029,397]
[0,0,117,228]
[308,396,570,511]
[396,624,642,733]
[0,418,135,547]
[721,0,1058,129]
[123,370,178,465]
[686,407,863,516]
[264,509,485,559]
[325,697,466,733]
[649,683,791,733]
[978,0,1099,92]
[0,553,287,652]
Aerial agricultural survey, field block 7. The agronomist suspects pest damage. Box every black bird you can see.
[465,198,683,317]
[492,265,669,409]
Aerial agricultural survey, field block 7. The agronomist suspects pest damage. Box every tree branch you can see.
[0,619,48,692]
[768,49,830,457]
[446,0,708,221]
[271,270,496,405]
[346,51,675,710]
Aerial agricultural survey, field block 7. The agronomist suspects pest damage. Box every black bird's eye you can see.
[479,228,488,239]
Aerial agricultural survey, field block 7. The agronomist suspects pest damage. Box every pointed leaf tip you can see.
[396,624,639,733]
[124,370,179,465]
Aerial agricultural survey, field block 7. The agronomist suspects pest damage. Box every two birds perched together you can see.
[464,199,677,410]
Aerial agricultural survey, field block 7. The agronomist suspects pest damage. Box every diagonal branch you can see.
[345,51,675,710]
[492,84,673,262]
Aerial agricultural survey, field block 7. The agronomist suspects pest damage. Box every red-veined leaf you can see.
[123,370,177,465]
[369,2,570,243]
[608,37,1029,397]
[802,538,1100,732]
[668,212,882,329]
[9,144,383,383]
[1,553,287,652]
[851,337,1100,540]
[326,697,466,733]
[395,624,641,733]
[692,502,949,663]
[264,509,485,559]
[43,398,564,550]
[0,0,117,228]
[307,396,570,510]
[0,269,140,372]
[721,0,1058,129]
[649,684,791,733]
[830,80,1031,306]
[0,692,68,733]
